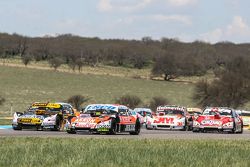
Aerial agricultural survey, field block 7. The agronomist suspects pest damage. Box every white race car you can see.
[146,105,190,130]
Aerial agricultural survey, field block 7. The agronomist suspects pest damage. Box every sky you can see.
[0,0,250,43]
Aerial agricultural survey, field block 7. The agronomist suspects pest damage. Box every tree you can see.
[21,54,32,66]
[115,94,142,109]
[151,52,178,80]
[48,56,64,70]
[67,95,89,111]
[193,57,250,108]
[149,96,169,111]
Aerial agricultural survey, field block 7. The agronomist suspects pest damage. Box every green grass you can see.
[0,119,11,125]
[0,138,249,167]
[0,65,195,116]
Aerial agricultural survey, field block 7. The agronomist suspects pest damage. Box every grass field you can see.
[0,65,195,116]
[1,58,249,119]
[0,119,11,125]
[0,137,249,167]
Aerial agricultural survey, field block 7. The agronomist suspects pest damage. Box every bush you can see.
[193,70,250,108]
[67,95,89,111]
[0,96,5,105]
[149,96,169,111]
[115,94,142,109]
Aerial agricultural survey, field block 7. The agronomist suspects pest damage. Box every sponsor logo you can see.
[153,117,174,124]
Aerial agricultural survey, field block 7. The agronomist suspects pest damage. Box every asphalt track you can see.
[1,128,250,140]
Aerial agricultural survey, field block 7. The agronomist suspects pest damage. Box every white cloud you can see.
[150,14,192,25]
[200,16,250,43]
[166,0,198,6]
[200,28,223,43]
[97,0,152,12]
[115,14,192,26]
[226,16,250,36]
[97,0,113,12]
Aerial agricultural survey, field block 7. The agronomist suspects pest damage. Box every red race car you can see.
[192,107,243,133]
[66,104,141,135]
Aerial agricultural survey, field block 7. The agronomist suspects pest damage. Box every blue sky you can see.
[0,0,250,43]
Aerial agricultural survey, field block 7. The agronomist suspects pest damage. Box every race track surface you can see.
[1,128,250,140]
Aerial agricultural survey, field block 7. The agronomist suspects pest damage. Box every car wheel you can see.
[53,116,62,131]
[67,129,76,134]
[13,124,22,130]
[130,119,141,135]
[180,120,188,131]
[236,123,243,134]
[36,125,43,131]
[192,128,199,133]
[230,122,236,134]
[109,118,117,135]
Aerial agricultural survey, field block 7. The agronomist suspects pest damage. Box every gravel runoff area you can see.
[1,128,250,140]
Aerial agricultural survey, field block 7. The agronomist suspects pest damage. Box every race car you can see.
[192,107,243,133]
[41,102,75,131]
[133,108,153,125]
[12,106,45,131]
[146,105,190,130]
[66,104,141,135]
[236,110,250,128]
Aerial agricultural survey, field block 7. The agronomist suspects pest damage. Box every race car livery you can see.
[12,102,75,131]
[146,105,190,130]
[66,104,141,135]
[41,102,75,131]
[192,107,243,133]
[12,111,44,130]
[133,108,153,125]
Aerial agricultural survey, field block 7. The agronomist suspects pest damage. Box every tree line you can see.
[1,32,250,108]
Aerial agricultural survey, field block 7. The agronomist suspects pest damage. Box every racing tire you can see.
[130,120,141,135]
[53,116,62,131]
[180,120,188,131]
[236,123,243,134]
[36,125,43,131]
[229,122,236,134]
[192,128,200,133]
[67,129,76,134]
[13,125,22,130]
[109,118,117,135]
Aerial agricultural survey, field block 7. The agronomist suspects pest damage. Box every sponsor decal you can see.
[86,105,117,111]
[202,120,221,125]
[125,124,135,131]
[78,118,95,123]
[153,117,174,124]
[157,106,185,112]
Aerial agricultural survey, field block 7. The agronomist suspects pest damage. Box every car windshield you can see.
[138,111,152,116]
[160,110,184,116]
[118,109,129,116]
[84,109,117,117]
[203,108,232,116]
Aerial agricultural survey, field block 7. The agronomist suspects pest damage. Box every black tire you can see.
[230,122,236,134]
[236,123,243,134]
[180,120,188,131]
[67,129,76,134]
[36,125,43,131]
[130,120,141,135]
[192,128,199,133]
[13,125,22,130]
[109,118,117,135]
[53,116,62,131]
